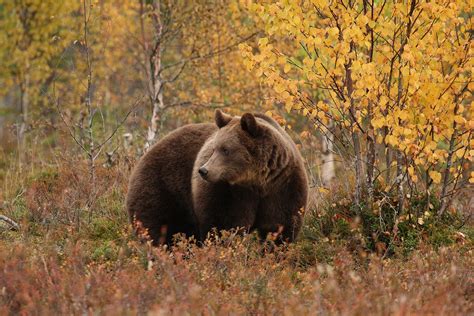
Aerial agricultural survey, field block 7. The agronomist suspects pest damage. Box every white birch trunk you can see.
[144,81,164,151]
[18,72,30,143]
[321,130,335,186]
[143,0,164,152]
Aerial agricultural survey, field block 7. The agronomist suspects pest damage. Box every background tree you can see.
[136,0,259,150]
[239,0,472,216]
[0,0,78,150]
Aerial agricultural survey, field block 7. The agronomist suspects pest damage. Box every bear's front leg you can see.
[193,182,258,242]
[256,188,305,243]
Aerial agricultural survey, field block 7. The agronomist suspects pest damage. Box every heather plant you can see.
[1,155,472,314]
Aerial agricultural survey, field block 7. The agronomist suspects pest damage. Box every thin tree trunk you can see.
[385,136,392,184]
[83,0,95,193]
[145,82,164,150]
[396,151,404,214]
[17,70,30,169]
[438,131,457,216]
[365,1,376,208]
[345,45,364,208]
[142,0,165,151]
[438,84,467,216]
[392,0,416,215]
[18,72,29,144]
[366,135,376,206]
[321,122,335,186]
[352,131,363,207]
[395,69,404,215]
[366,101,376,207]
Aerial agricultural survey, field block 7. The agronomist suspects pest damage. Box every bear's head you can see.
[198,110,271,186]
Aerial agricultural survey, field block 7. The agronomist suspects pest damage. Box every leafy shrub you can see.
[303,185,470,259]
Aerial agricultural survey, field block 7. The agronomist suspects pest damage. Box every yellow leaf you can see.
[303,57,314,67]
[408,166,418,182]
[351,60,361,71]
[455,149,464,159]
[401,66,410,78]
[293,15,301,26]
[399,111,408,121]
[281,90,291,101]
[318,187,329,194]
[258,37,269,46]
[274,84,285,94]
[454,116,466,124]
[371,117,385,129]
[429,170,442,184]
[359,15,369,26]
[284,64,291,73]
[328,27,339,37]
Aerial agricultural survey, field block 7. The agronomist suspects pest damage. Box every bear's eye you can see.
[221,147,230,156]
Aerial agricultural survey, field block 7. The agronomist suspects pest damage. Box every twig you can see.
[0,215,20,231]
[92,96,144,160]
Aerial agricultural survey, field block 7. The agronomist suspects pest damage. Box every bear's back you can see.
[127,123,217,213]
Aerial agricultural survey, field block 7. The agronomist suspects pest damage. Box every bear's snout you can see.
[198,167,208,178]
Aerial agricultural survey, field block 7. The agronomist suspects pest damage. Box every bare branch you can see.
[92,96,144,160]
[0,215,20,231]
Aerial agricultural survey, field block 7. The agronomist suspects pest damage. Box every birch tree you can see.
[138,0,258,150]
[240,0,473,214]
[0,0,77,146]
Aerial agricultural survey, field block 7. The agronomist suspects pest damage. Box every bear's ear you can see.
[215,109,232,128]
[240,113,261,137]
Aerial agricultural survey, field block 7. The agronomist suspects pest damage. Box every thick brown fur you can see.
[126,123,217,245]
[193,111,308,243]
[126,111,308,245]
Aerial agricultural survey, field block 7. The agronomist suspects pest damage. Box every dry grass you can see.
[0,154,473,315]
[1,234,472,315]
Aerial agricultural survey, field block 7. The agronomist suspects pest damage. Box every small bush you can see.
[303,185,470,259]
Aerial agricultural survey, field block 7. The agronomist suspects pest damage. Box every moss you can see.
[428,226,455,248]
[398,225,420,257]
[460,225,474,241]
[87,216,122,242]
[90,241,119,262]
[292,239,335,267]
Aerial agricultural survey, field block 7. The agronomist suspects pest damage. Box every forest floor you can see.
[0,157,473,315]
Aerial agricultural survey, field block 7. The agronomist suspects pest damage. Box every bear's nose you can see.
[198,167,208,177]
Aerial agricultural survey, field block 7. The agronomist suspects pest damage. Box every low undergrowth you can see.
[300,184,473,265]
[0,159,472,314]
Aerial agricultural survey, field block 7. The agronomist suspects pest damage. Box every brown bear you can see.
[126,110,308,245]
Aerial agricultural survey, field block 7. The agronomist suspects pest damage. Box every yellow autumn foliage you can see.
[239,0,472,200]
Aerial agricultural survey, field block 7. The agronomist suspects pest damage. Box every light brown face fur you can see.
[198,111,266,186]
[199,124,255,185]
